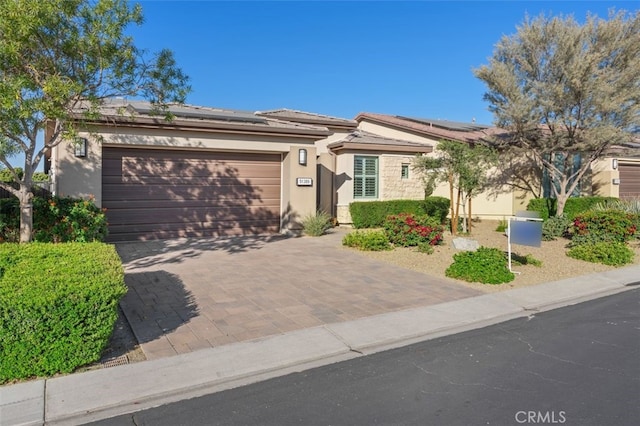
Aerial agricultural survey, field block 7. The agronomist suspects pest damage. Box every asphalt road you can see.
[90,288,640,426]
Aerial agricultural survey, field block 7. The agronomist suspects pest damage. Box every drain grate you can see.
[101,355,129,369]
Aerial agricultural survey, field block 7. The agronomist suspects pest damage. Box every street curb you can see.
[1,265,638,426]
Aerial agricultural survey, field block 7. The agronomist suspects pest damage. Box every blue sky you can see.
[132,0,635,125]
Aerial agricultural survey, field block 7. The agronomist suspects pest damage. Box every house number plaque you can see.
[296,177,313,186]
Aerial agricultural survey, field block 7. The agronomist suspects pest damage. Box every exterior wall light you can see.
[298,148,307,166]
[612,158,618,170]
[74,138,87,157]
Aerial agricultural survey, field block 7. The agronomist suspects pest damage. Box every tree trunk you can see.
[448,172,456,235]
[468,197,472,232]
[18,186,34,243]
[455,188,462,235]
[556,195,567,217]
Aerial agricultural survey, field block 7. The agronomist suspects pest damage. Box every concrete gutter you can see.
[2,265,638,426]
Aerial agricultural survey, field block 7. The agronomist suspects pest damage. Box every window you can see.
[401,164,409,179]
[542,153,582,198]
[354,156,378,198]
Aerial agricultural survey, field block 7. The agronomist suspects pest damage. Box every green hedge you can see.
[349,197,450,228]
[0,243,126,383]
[0,196,107,242]
[526,197,617,220]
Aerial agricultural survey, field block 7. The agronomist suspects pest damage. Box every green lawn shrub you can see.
[301,210,332,236]
[568,210,639,246]
[349,197,450,228]
[495,219,508,233]
[542,215,571,241]
[567,242,634,266]
[0,243,126,383]
[383,213,444,247]
[342,229,392,251]
[445,247,515,284]
[527,196,617,220]
[0,196,107,242]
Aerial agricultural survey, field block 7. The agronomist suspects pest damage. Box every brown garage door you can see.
[619,162,640,200]
[102,147,281,241]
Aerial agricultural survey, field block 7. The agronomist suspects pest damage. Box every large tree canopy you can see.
[474,10,640,216]
[0,0,190,242]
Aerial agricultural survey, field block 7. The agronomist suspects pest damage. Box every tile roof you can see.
[327,130,433,154]
[256,108,357,129]
[72,99,332,137]
[356,113,506,143]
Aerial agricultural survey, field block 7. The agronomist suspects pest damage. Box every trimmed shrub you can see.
[301,210,332,236]
[349,198,451,229]
[349,200,425,228]
[527,196,617,220]
[568,210,639,246]
[421,196,450,224]
[567,242,634,266]
[383,213,444,247]
[0,196,107,242]
[342,229,392,251]
[0,243,126,383]
[445,247,515,284]
[542,215,571,241]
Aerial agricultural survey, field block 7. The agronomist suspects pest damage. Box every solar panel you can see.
[130,104,268,124]
[397,116,490,132]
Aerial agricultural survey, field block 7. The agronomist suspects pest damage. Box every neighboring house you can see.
[46,99,331,241]
[593,141,640,200]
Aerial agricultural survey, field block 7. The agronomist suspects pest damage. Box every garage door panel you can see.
[102,147,282,241]
[619,163,640,199]
[105,205,280,225]
[102,175,281,186]
[106,221,280,242]
[102,197,280,210]
[119,160,281,179]
[102,183,281,200]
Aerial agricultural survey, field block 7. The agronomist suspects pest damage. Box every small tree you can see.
[0,0,190,242]
[414,140,497,235]
[474,10,640,216]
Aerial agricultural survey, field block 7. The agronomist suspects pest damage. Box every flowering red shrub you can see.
[383,213,444,247]
[569,210,639,245]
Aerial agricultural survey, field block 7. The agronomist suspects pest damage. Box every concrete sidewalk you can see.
[2,265,638,426]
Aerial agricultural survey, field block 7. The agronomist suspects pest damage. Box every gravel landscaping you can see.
[348,219,640,294]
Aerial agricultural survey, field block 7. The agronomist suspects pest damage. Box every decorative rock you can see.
[452,237,480,251]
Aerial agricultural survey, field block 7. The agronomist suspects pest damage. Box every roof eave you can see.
[70,114,332,139]
[329,142,433,154]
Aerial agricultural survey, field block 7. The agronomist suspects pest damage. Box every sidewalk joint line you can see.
[323,325,361,354]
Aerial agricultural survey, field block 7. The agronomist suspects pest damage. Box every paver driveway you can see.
[116,229,482,360]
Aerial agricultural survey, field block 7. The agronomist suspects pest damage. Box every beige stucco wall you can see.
[50,131,103,203]
[358,121,439,144]
[315,131,352,154]
[281,145,317,233]
[52,125,319,234]
[591,157,619,198]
